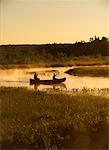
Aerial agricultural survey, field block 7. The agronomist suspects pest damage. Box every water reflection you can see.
[33,83,67,91]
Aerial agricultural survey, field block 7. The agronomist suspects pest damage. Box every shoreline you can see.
[0,63,109,69]
[65,66,109,77]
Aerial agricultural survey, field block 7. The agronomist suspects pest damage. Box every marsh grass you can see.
[69,88,109,98]
[0,56,108,69]
[0,87,109,149]
[65,66,109,77]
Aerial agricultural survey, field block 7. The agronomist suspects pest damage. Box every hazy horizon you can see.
[0,0,109,44]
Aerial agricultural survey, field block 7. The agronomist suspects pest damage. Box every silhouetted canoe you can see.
[30,77,66,85]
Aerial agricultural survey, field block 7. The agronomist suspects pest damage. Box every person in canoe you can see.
[34,72,39,81]
[53,73,56,80]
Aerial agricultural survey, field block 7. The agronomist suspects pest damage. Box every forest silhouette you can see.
[0,36,108,66]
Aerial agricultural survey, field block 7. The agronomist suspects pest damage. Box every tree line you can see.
[0,36,108,65]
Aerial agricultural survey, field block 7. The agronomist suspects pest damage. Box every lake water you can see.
[0,67,109,93]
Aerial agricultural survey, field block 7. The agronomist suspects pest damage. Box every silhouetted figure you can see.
[34,73,37,80]
[34,72,40,80]
[53,73,56,80]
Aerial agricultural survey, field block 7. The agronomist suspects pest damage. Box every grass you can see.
[0,87,109,149]
[65,66,109,77]
[0,56,108,69]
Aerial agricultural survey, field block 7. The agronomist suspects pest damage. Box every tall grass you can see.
[0,56,109,69]
[0,87,109,149]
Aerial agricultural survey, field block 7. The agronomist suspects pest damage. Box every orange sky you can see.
[0,0,108,44]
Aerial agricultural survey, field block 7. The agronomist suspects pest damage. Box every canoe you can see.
[30,77,66,85]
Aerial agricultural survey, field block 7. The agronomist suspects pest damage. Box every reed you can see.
[0,56,108,69]
[0,87,108,149]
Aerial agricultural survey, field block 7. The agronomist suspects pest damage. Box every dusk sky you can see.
[0,0,108,44]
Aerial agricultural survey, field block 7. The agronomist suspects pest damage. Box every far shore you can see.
[0,62,109,69]
[0,55,108,69]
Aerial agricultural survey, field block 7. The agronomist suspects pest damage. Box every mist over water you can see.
[0,67,109,93]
